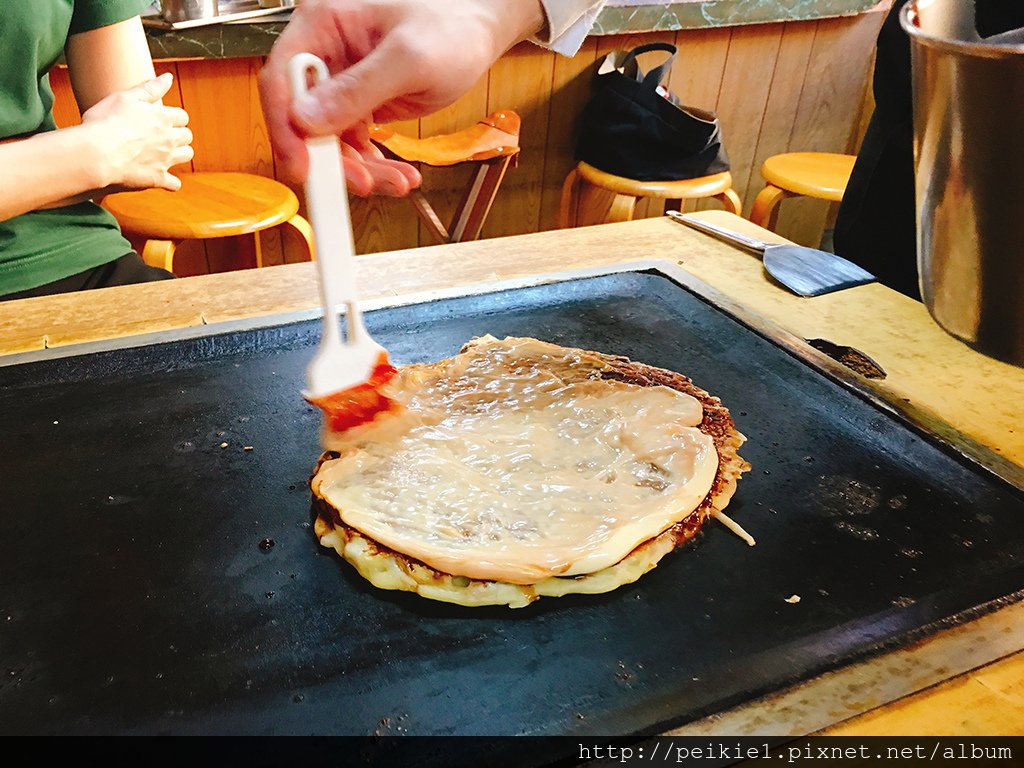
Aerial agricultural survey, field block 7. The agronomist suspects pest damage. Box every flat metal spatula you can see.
[666,211,875,297]
[290,53,396,430]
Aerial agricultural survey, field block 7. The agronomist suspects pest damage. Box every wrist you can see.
[72,122,114,189]
[481,0,546,51]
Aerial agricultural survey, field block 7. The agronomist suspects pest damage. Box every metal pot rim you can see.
[900,2,1024,60]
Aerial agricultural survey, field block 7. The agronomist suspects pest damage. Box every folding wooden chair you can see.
[369,111,521,244]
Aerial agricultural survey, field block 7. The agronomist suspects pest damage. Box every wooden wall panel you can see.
[482,42,555,240]
[416,75,489,245]
[714,23,785,211]
[774,14,882,245]
[540,37,599,230]
[674,26,736,215]
[176,57,281,273]
[672,26,733,109]
[348,116,420,255]
[48,11,886,271]
[746,20,819,213]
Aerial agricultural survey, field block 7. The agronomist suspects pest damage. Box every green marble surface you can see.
[145,0,881,60]
[146,20,282,60]
[592,0,881,34]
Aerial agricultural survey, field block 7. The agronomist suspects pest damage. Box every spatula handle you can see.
[289,53,358,346]
[665,210,768,254]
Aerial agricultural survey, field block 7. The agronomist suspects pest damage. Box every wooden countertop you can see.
[2,212,1022,735]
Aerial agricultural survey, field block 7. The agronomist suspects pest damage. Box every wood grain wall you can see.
[49,10,885,274]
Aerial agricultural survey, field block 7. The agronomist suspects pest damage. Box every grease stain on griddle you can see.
[833,520,881,542]
[258,538,276,552]
[888,494,908,510]
[815,475,883,519]
[373,712,410,736]
[615,660,640,687]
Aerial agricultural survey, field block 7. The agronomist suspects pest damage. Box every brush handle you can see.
[289,53,359,347]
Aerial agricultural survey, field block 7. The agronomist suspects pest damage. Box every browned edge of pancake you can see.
[311,492,707,585]
[309,343,751,588]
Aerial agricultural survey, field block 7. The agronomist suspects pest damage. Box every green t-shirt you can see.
[0,0,152,296]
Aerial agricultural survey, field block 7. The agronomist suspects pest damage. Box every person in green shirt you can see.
[0,0,194,300]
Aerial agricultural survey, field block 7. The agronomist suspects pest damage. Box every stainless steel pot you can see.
[160,0,219,23]
[901,0,1024,365]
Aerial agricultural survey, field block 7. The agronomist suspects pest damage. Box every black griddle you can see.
[2,270,1024,744]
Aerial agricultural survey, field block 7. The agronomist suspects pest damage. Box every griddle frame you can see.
[4,258,1022,736]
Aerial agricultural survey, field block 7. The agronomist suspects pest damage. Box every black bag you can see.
[575,43,730,182]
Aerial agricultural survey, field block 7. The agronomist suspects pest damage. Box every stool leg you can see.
[750,185,789,231]
[575,186,636,226]
[410,189,451,244]
[450,155,513,242]
[605,193,637,224]
[282,215,316,261]
[142,239,177,273]
[717,188,743,216]
[253,231,265,269]
[559,167,581,229]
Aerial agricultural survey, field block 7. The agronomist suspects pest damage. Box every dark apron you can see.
[834,0,1024,300]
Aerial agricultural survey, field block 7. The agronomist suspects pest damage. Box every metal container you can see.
[160,0,218,23]
[901,0,1024,365]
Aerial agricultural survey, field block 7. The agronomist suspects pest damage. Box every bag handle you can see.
[620,42,678,89]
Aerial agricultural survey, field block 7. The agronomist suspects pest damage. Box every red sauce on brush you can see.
[308,351,398,431]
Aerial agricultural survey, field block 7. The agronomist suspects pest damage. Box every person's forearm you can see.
[0,127,105,222]
[65,17,156,112]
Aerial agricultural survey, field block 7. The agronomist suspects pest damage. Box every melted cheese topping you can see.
[312,337,719,585]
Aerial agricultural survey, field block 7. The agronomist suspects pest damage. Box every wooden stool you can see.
[559,162,742,228]
[103,172,314,272]
[750,152,856,231]
[370,111,521,243]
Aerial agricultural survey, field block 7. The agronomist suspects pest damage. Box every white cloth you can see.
[532,0,607,56]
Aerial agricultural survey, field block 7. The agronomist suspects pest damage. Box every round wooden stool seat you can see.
[103,172,314,273]
[761,152,855,201]
[576,162,735,199]
[751,152,856,231]
[560,162,742,228]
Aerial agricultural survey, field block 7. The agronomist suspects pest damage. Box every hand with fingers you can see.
[80,72,194,193]
[259,0,546,196]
